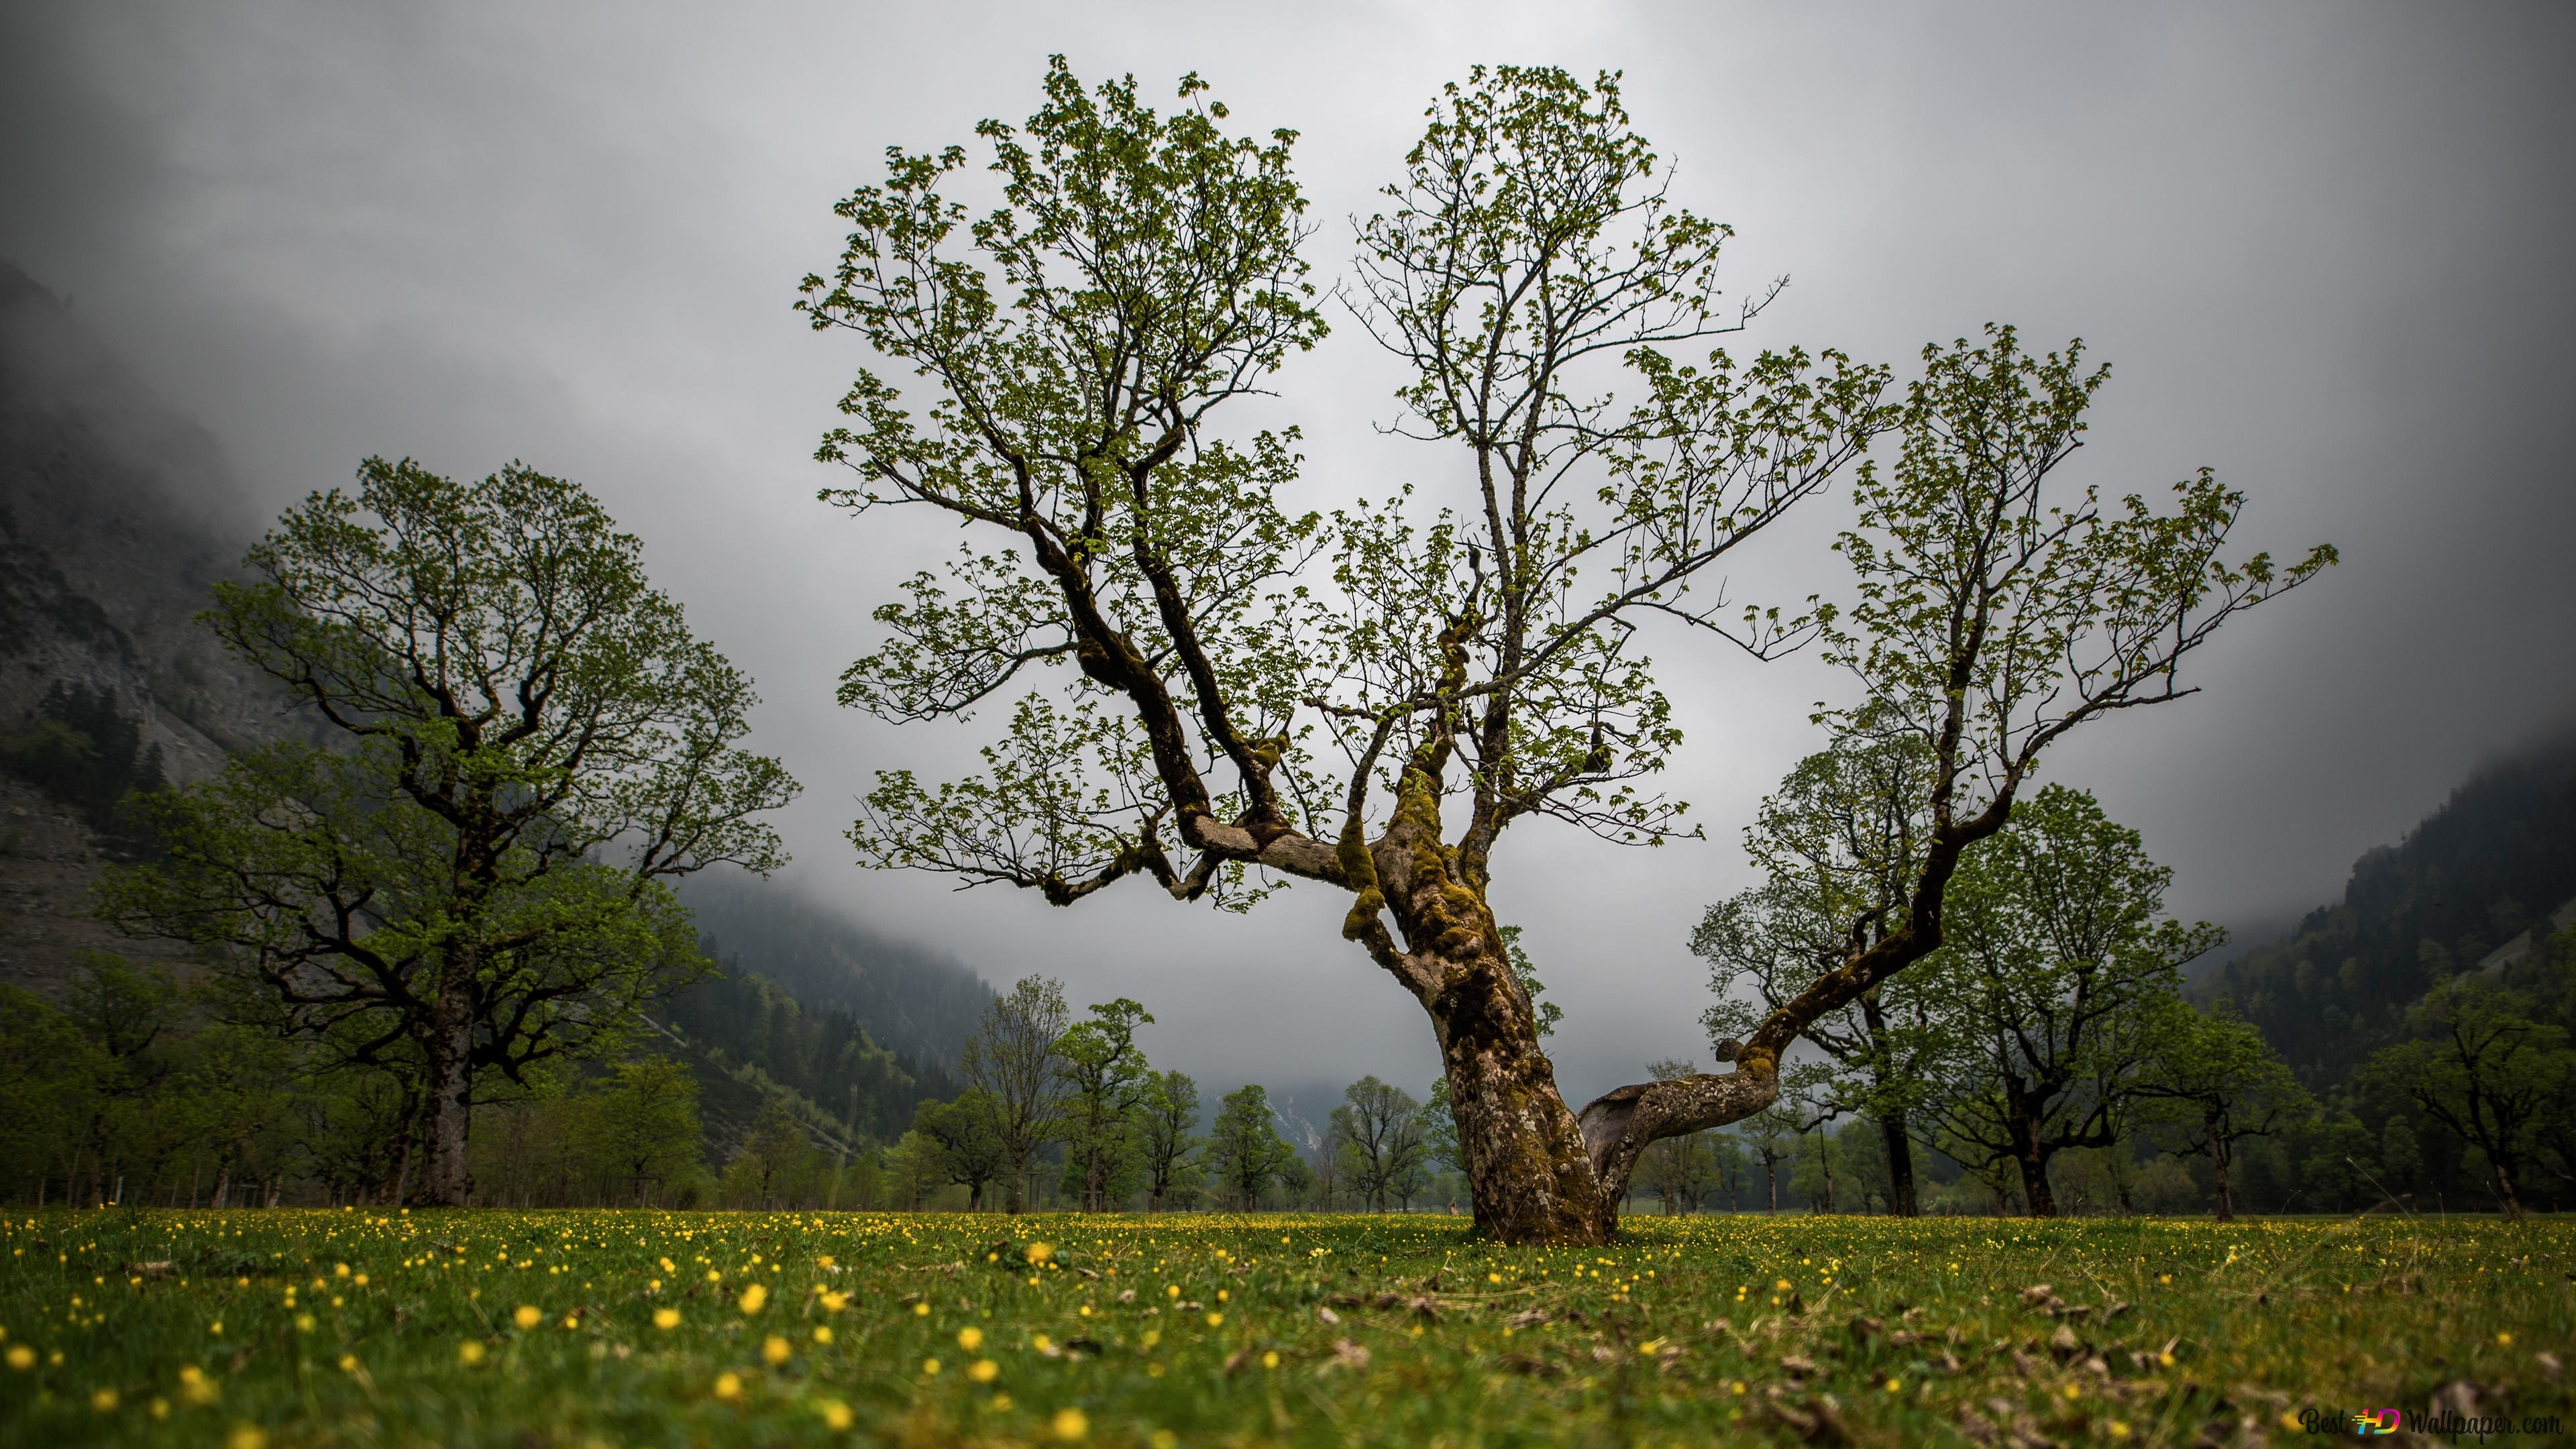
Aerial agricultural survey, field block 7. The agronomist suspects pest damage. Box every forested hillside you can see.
[2204,734,2576,1083]
[675,873,991,1070]
[649,882,980,1147]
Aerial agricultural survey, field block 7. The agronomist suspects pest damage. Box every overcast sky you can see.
[5,1,2571,1106]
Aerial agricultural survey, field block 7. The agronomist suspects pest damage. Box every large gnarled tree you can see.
[798,60,2330,1242]
[104,460,796,1205]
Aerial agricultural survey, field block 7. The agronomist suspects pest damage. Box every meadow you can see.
[0,1208,2566,1448]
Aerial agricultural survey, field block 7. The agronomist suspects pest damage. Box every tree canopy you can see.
[103,458,797,1203]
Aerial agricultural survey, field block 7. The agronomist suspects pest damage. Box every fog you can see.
[5,1,2571,1104]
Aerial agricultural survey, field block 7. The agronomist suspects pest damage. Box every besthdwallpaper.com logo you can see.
[2296,1405,2566,1438]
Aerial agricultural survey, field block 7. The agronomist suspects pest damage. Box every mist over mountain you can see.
[674,870,994,1072]
[2201,731,2576,1085]
[0,261,299,992]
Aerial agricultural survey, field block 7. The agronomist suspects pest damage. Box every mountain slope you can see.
[0,262,296,993]
[675,872,993,1071]
[2204,731,2576,1083]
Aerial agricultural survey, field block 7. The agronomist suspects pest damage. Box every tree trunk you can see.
[1350,762,1788,1244]
[2010,1108,2059,1218]
[1428,947,1619,1244]
[2208,1115,2235,1222]
[1880,1114,1919,1217]
[415,1006,476,1207]
[2490,1153,2524,1222]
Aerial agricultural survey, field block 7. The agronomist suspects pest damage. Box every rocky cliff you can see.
[0,261,293,992]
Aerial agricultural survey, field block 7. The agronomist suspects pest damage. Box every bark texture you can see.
[417,1002,475,1208]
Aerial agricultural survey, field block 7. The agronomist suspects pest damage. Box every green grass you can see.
[0,1207,2567,1446]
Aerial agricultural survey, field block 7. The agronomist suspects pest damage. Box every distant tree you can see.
[1913,785,2215,1218]
[961,975,1071,1212]
[592,1055,703,1208]
[912,1088,1012,1211]
[2359,977,2571,1220]
[63,952,182,1203]
[1698,725,1944,1215]
[2135,1001,2310,1221]
[879,1128,945,1210]
[1056,997,1155,1210]
[802,60,2329,1244]
[1328,1075,1428,1212]
[0,985,105,1204]
[101,460,796,1205]
[1782,1061,1847,1213]
[729,1099,818,1208]
[1737,1101,1799,1214]
[1206,1084,1298,1210]
[178,1026,297,1208]
[1633,1059,1717,1214]
[1421,1075,1463,1175]
[1709,1129,1750,1212]
[1277,1149,1318,1209]
[1135,1069,1203,1211]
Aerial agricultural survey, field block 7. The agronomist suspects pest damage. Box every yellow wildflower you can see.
[763,1336,792,1366]
[958,1326,984,1351]
[653,1307,681,1330]
[713,1371,743,1401]
[458,1341,486,1365]
[818,1399,853,1430]
[513,1305,542,1330]
[739,1282,769,1315]
[969,1358,1000,1383]
[1052,1406,1089,1440]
